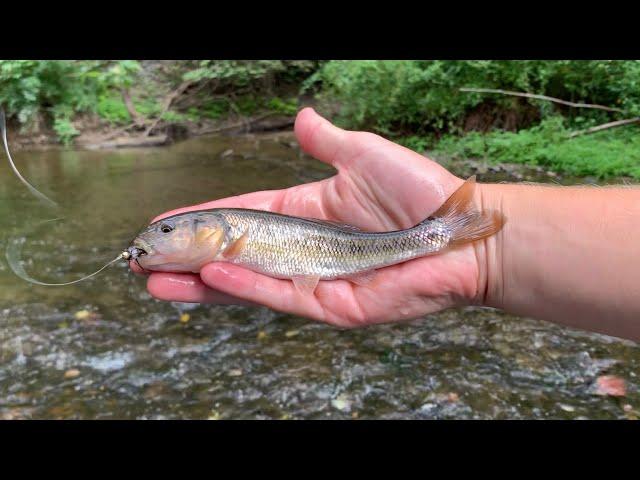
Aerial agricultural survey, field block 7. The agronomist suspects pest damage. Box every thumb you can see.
[294,107,349,167]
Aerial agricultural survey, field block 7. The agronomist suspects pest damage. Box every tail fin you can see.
[430,176,505,247]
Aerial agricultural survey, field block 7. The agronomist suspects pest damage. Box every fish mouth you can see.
[129,238,152,258]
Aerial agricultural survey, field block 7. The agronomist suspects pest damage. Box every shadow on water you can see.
[0,133,638,419]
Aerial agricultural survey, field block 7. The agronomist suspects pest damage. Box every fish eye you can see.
[160,224,174,234]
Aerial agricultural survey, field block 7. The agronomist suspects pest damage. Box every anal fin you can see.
[345,270,377,287]
[292,275,320,295]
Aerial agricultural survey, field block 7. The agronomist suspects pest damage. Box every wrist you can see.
[471,181,511,310]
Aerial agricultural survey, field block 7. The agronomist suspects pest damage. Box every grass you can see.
[398,117,640,179]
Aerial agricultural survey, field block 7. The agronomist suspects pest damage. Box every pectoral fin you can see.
[196,226,223,246]
[195,226,225,256]
[292,275,320,295]
[222,230,248,260]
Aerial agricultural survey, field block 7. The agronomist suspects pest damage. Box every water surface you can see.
[0,134,638,419]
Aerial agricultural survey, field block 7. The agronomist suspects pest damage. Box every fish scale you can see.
[216,209,452,279]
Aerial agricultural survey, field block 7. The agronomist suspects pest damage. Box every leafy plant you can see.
[266,97,298,115]
[431,117,640,179]
[312,60,640,135]
[97,93,131,124]
[0,60,143,141]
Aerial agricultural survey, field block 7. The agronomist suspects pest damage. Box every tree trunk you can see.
[121,88,145,127]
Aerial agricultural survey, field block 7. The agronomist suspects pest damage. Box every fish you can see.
[128,176,505,294]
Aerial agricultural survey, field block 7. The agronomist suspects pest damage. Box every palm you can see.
[145,109,479,327]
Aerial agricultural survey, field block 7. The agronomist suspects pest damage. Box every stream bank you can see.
[8,111,299,150]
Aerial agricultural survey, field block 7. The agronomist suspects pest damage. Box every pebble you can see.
[595,375,626,397]
[331,395,352,412]
[74,310,91,320]
[74,310,100,321]
[285,330,299,338]
[228,369,243,377]
[64,369,80,379]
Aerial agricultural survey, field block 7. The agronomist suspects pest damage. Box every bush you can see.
[182,60,317,91]
[0,60,141,141]
[97,93,131,124]
[312,60,640,135]
[432,117,640,179]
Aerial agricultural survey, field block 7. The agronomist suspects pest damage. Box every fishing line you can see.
[0,108,59,209]
[2,108,131,285]
[7,246,125,286]
[5,217,129,286]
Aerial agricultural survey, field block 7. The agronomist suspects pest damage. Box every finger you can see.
[151,189,282,223]
[294,107,349,168]
[200,262,325,319]
[147,272,256,306]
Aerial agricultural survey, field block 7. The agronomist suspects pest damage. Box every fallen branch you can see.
[568,117,640,138]
[100,122,141,141]
[91,134,169,150]
[459,88,625,113]
[144,80,194,136]
[195,112,278,136]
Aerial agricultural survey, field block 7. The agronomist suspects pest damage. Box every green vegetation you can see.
[0,60,313,142]
[1,60,639,178]
[431,118,640,179]
[312,60,640,179]
[311,60,640,133]
[0,60,141,144]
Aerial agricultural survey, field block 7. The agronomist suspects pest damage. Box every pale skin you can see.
[135,107,640,342]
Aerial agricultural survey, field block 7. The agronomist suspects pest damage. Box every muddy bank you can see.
[9,112,297,151]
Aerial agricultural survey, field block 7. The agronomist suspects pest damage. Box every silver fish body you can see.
[132,177,504,288]
[212,209,451,279]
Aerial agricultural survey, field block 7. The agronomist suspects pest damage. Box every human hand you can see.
[141,108,488,327]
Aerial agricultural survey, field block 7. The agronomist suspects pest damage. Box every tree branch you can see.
[459,88,625,113]
[144,80,194,136]
[195,112,277,136]
[121,88,145,127]
[568,117,640,138]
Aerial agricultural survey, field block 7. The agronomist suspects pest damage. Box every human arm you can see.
[477,182,640,341]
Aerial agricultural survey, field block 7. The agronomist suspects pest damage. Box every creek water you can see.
[0,133,638,419]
